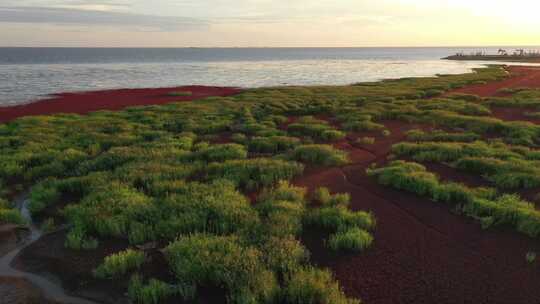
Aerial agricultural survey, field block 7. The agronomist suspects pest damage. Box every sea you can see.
[1,47,539,106]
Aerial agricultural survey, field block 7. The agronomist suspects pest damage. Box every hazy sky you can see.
[0,0,539,47]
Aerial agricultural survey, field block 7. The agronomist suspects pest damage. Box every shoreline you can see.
[0,86,242,123]
[1,65,540,124]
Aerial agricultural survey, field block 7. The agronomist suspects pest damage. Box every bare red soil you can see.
[0,86,241,123]
[452,66,540,97]
[295,119,540,304]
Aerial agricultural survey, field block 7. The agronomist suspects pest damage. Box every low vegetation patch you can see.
[94,249,145,279]
[368,161,540,238]
[289,144,349,166]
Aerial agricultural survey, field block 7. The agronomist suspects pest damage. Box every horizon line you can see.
[1,45,540,49]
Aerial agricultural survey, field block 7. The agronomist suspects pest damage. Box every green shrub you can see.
[263,236,310,275]
[289,145,349,166]
[204,158,304,190]
[282,266,359,304]
[128,275,188,304]
[64,183,152,239]
[327,228,374,252]
[231,133,248,144]
[94,249,145,279]
[405,129,480,142]
[64,226,99,250]
[312,187,350,207]
[305,206,375,232]
[248,136,300,153]
[190,144,247,162]
[28,179,60,215]
[157,180,260,238]
[0,207,26,225]
[288,121,344,141]
[165,234,278,304]
[256,182,307,238]
[321,130,346,142]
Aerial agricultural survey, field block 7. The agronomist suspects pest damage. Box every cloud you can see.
[0,6,207,31]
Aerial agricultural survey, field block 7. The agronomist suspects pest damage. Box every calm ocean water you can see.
[1,47,539,106]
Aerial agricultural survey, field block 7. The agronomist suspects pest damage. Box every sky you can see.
[0,0,539,47]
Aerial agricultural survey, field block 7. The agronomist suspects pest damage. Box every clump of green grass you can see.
[282,266,359,304]
[312,187,350,207]
[405,129,480,142]
[190,143,247,162]
[128,275,190,304]
[94,249,145,279]
[289,144,349,166]
[248,136,300,153]
[327,227,374,252]
[288,119,344,142]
